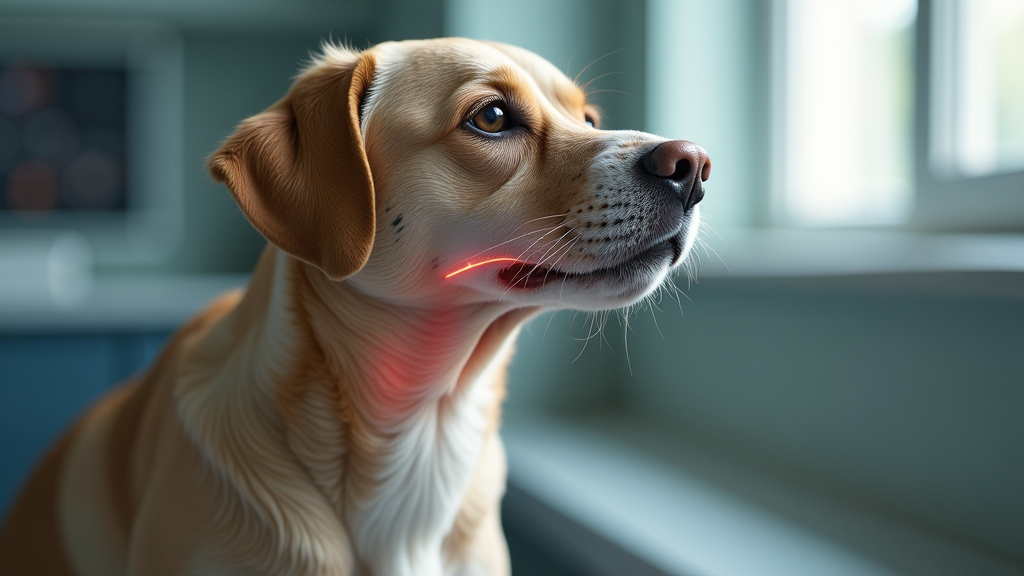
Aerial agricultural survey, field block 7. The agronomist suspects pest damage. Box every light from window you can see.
[780,0,917,226]
[949,0,1024,176]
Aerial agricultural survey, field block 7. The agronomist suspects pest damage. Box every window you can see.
[778,0,917,226]
[930,0,1024,176]
[776,0,1024,230]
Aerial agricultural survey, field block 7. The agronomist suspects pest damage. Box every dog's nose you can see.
[641,140,711,211]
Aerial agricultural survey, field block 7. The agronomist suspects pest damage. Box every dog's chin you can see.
[494,215,699,311]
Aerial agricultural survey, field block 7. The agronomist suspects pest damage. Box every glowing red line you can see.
[444,257,523,279]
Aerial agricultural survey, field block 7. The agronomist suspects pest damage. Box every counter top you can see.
[0,274,248,333]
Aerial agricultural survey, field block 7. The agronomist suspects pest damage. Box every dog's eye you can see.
[584,113,596,128]
[471,104,510,133]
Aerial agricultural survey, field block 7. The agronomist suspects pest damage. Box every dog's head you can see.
[210,38,709,312]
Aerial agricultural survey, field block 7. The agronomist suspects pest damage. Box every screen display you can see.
[0,64,128,214]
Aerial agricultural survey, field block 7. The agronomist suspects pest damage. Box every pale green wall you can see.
[445,0,647,132]
[618,276,1024,559]
[646,0,772,227]
[169,32,331,274]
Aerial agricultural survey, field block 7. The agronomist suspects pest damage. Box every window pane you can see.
[781,0,916,226]
[953,0,1024,175]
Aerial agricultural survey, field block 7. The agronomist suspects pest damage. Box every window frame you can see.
[912,0,1024,231]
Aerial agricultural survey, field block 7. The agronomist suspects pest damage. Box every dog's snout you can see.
[641,140,711,211]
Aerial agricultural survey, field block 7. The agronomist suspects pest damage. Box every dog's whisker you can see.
[621,308,633,375]
[496,233,566,299]
[572,48,625,85]
[584,88,631,97]
[488,228,566,296]
[536,234,579,282]
[565,46,579,80]
[699,219,729,246]
[542,308,560,343]
[460,228,552,264]
[647,291,666,341]
[511,239,576,293]
[571,314,597,363]
[579,71,622,92]
[530,226,576,268]
[512,223,564,262]
[458,214,566,263]
[537,241,576,285]
[553,238,583,306]
[541,239,581,303]
[698,236,730,275]
[597,310,615,353]
[666,278,688,318]
[502,226,576,293]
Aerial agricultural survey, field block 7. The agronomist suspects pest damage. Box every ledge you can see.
[692,229,1024,278]
[2,230,1021,332]
[502,414,1024,576]
[0,274,248,333]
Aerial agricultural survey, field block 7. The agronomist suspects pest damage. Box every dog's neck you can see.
[179,247,535,575]
[296,258,527,409]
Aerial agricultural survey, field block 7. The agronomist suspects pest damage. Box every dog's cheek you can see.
[440,137,528,203]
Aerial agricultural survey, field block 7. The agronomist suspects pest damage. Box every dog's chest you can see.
[344,371,497,576]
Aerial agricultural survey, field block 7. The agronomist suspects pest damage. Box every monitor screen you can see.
[0,19,182,265]
[0,64,128,215]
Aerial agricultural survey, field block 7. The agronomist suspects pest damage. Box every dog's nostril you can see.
[669,158,692,182]
[641,140,711,210]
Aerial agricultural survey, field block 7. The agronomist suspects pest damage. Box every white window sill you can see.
[693,228,1024,278]
[502,414,1024,576]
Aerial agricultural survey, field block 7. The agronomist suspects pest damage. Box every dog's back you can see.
[0,423,78,575]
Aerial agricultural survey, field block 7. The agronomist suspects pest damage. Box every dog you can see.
[0,38,709,576]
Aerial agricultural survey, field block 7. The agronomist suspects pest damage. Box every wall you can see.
[620,275,1024,560]
[646,0,772,227]
[445,0,647,133]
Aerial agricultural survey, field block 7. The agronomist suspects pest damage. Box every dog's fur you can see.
[0,39,707,576]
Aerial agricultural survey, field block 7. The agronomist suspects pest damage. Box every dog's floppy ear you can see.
[209,50,377,281]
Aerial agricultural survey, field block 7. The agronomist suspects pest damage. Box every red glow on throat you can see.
[444,257,522,279]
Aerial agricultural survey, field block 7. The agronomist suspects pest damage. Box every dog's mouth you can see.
[496,233,683,290]
[497,262,566,289]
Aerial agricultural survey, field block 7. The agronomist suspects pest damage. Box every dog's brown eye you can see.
[584,113,597,128]
[471,104,509,133]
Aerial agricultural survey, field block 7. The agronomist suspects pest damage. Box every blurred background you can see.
[1,0,1022,574]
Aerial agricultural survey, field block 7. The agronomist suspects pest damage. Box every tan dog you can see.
[0,38,709,576]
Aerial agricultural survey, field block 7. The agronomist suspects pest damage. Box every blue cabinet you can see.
[0,333,168,517]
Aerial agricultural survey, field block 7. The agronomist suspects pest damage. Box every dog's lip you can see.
[499,233,682,290]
